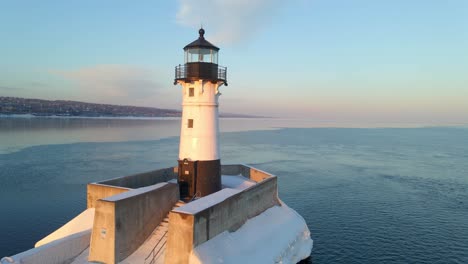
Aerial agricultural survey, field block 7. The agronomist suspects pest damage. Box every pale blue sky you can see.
[1,0,467,124]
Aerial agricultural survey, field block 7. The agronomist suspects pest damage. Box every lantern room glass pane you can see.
[212,50,218,64]
[185,48,218,64]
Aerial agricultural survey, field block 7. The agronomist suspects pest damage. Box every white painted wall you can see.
[177,80,223,161]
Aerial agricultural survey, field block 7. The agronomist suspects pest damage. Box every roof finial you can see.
[199,25,205,39]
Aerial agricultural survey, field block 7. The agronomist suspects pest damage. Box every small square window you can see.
[188,119,194,128]
[189,88,194,97]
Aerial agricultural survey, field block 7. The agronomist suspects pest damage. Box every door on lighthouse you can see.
[178,159,197,199]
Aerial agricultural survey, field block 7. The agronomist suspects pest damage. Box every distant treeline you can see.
[0,96,180,117]
[0,96,261,118]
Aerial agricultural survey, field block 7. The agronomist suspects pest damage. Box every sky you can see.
[1,0,467,124]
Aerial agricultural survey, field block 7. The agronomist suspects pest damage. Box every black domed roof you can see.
[183,28,219,51]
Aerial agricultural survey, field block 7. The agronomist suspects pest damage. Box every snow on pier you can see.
[189,203,313,264]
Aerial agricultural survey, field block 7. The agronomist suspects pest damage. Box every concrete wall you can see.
[89,183,179,264]
[99,166,177,188]
[4,230,90,264]
[165,165,280,264]
[87,183,130,209]
[220,164,249,177]
[87,166,177,208]
[248,166,275,183]
[221,164,274,182]
[193,177,279,245]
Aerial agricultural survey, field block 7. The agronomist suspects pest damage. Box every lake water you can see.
[0,117,467,263]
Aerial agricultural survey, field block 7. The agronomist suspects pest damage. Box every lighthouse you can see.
[4,28,313,264]
[174,28,227,200]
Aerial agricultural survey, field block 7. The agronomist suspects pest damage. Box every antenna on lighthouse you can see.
[174,28,227,200]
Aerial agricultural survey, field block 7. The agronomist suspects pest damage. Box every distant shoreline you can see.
[0,114,267,120]
[0,96,264,119]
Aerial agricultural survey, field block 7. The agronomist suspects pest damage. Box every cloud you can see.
[176,0,281,45]
[51,65,167,105]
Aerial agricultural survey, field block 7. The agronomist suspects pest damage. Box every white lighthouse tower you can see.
[174,28,227,200]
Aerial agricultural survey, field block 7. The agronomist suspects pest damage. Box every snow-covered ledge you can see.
[1,230,91,264]
[165,165,313,264]
[190,203,313,264]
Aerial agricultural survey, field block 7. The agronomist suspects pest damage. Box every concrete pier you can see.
[2,164,312,264]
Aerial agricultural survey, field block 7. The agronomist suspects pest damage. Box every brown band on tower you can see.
[178,159,221,200]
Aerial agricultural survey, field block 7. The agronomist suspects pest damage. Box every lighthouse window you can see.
[188,119,194,128]
[189,88,194,97]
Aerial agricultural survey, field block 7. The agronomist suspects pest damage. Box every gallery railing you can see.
[175,63,227,84]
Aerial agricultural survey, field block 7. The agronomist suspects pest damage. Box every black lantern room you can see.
[175,28,227,85]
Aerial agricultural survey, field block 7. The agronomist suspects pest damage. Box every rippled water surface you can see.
[1,118,467,263]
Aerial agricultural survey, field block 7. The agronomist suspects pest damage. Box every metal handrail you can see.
[191,190,201,202]
[174,64,227,82]
[175,65,186,80]
[151,240,167,264]
[144,229,168,264]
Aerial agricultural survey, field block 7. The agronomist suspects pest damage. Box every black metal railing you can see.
[174,63,227,84]
[218,66,227,81]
